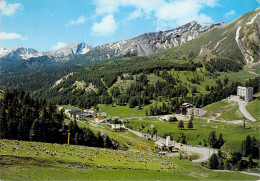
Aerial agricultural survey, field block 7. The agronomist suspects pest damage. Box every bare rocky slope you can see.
[0,21,223,72]
[83,21,224,61]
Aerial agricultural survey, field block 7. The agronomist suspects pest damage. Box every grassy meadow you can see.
[246,99,260,121]
[0,139,258,180]
[125,118,259,153]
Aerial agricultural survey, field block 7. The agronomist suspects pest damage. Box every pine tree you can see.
[0,107,7,138]
[178,121,184,130]
[244,135,252,157]
[105,135,113,149]
[187,118,193,129]
[217,133,225,148]
[248,154,254,168]
[218,159,224,170]
[97,131,104,148]
[208,131,217,148]
[209,153,219,169]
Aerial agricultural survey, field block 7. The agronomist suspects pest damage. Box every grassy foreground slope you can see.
[0,139,257,180]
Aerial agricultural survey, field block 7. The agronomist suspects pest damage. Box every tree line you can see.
[0,90,119,149]
[209,135,259,171]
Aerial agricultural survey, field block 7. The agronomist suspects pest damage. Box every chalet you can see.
[96,112,108,119]
[186,108,206,117]
[84,110,96,117]
[68,110,82,119]
[110,124,126,131]
[181,103,195,115]
[181,103,206,117]
[75,112,88,120]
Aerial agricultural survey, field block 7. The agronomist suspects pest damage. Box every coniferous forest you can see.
[0,90,118,149]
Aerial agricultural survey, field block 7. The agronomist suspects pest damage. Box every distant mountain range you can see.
[0,21,224,72]
[0,42,92,62]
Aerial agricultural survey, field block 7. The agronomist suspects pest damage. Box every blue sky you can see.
[1,0,259,51]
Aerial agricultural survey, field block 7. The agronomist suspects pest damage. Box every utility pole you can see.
[67,130,71,145]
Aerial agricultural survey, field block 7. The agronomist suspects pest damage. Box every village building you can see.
[155,136,174,152]
[64,109,71,115]
[110,124,126,131]
[67,110,82,119]
[58,107,64,112]
[159,115,171,121]
[96,112,108,119]
[181,103,195,115]
[83,110,96,117]
[95,118,110,124]
[181,103,206,117]
[142,133,152,140]
[186,108,206,117]
[95,112,109,124]
[237,86,253,102]
[75,112,89,120]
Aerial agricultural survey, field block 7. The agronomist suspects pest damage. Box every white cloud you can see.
[92,14,117,36]
[0,32,22,40]
[127,9,143,20]
[223,10,235,18]
[67,16,86,26]
[53,42,67,50]
[0,0,23,16]
[93,0,219,30]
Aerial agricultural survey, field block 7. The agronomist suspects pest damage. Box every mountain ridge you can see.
[0,21,224,72]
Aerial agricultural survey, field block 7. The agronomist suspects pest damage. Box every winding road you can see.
[128,128,216,162]
[231,96,256,122]
[238,101,256,121]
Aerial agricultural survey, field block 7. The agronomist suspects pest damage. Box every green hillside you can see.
[0,139,258,180]
[125,117,259,153]
[246,99,260,121]
[34,9,258,113]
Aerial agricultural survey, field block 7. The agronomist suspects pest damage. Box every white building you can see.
[237,86,253,102]
[165,136,172,146]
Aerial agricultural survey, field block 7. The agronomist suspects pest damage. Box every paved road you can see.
[230,96,256,122]
[238,101,256,121]
[128,129,143,137]
[128,128,216,162]
[214,170,260,177]
[173,142,217,163]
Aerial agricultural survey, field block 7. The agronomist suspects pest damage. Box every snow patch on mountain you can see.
[0,48,11,57]
[246,14,258,25]
[0,42,92,63]
[1,48,43,60]
[214,37,226,50]
[44,42,92,62]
